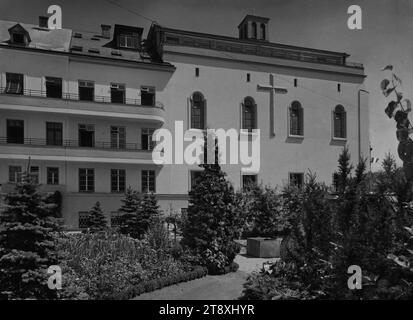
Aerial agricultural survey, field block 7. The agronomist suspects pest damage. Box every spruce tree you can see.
[140,192,161,225]
[181,133,238,273]
[0,172,60,299]
[118,187,141,237]
[85,201,107,232]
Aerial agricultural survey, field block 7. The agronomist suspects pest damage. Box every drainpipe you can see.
[358,89,369,162]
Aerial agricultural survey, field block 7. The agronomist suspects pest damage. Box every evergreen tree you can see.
[0,172,60,299]
[140,192,161,225]
[118,187,141,237]
[85,201,107,232]
[181,133,238,273]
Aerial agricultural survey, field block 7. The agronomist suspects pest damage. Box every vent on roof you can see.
[88,48,100,54]
[70,46,83,52]
[91,37,100,41]
[111,50,122,57]
[74,33,82,38]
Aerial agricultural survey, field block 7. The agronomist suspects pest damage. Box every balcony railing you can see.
[0,87,164,109]
[0,137,154,152]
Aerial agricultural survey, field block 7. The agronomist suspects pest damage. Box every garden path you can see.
[134,242,279,300]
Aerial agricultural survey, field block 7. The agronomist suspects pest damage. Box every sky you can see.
[1,0,413,170]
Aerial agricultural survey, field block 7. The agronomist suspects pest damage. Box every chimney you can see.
[101,24,111,38]
[39,16,48,28]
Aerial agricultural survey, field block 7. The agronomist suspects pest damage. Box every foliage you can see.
[0,172,60,300]
[118,187,141,237]
[181,133,239,274]
[44,190,63,218]
[236,184,283,238]
[242,148,413,300]
[140,192,161,226]
[58,231,192,299]
[85,201,107,232]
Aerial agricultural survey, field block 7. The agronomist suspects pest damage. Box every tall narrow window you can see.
[195,67,199,77]
[242,97,257,132]
[5,73,23,94]
[337,83,341,92]
[111,169,126,193]
[289,101,304,136]
[8,166,22,183]
[190,92,206,129]
[260,23,266,40]
[247,73,250,82]
[252,22,257,39]
[111,83,125,104]
[141,86,155,106]
[110,126,126,149]
[79,168,94,192]
[294,78,298,87]
[7,119,24,144]
[47,167,59,185]
[289,173,304,188]
[333,105,346,139]
[141,170,155,193]
[142,128,155,150]
[78,124,95,147]
[45,77,62,98]
[79,80,94,101]
[46,122,63,146]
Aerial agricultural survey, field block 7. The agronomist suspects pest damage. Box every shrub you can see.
[0,172,60,300]
[181,134,239,273]
[85,201,107,232]
[58,231,191,299]
[118,187,141,238]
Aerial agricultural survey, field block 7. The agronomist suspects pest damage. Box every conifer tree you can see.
[0,172,60,299]
[181,133,238,273]
[140,192,161,223]
[118,187,141,237]
[85,201,107,232]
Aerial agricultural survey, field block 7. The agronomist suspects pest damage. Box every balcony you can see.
[0,87,165,123]
[0,137,158,164]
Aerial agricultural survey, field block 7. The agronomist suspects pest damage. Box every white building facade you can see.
[0,15,369,229]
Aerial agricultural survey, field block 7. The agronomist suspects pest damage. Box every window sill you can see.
[288,134,304,139]
[332,137,347,142]
[240,130,259,136]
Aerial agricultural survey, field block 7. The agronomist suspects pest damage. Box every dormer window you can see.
[119,33,139,49]
[12,33,25,44]
[8,24,31,46]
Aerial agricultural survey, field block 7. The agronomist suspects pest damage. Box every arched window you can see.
[333,105,346,138]
[242,97,257,132]
[289,101,303,136]
[190,92,206,129]
[260,24,266,40]
[252,22,257,39]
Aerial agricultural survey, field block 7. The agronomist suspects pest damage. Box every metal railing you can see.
[0,87,164,109]
[0,137,154,152]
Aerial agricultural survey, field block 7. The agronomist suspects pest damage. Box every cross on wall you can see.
[257,74,288,137]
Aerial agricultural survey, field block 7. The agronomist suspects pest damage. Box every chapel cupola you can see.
[238,15,269,41]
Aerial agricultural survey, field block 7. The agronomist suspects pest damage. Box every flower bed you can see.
[57,232,200,299]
